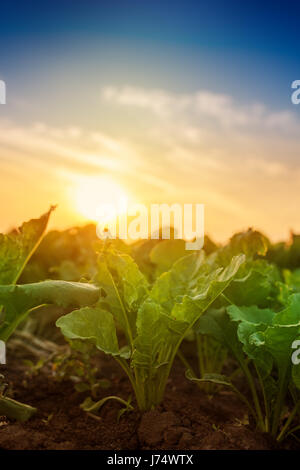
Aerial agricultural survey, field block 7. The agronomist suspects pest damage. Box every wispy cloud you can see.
[102,85,300,133]
[0,119,171,197]
[101,85,300,239]
[0,85,299,239]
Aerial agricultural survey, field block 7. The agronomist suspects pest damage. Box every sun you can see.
[72,176,129,222]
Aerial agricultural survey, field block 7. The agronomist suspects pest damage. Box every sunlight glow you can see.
[73,176,129,222]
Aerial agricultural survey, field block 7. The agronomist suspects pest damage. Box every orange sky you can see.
[0,85,300,242]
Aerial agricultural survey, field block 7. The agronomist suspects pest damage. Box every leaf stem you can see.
[277,401,300,442]
[177,349,197,378]
[240,359,265,431]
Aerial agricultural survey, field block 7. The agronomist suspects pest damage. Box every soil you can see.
[0,352,299,450]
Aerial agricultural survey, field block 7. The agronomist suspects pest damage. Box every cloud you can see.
[101,86,190,117]
[0,85,299,240]
[101,85,300,133]
[0,119,171,195]
[101,85,300,175]
[100,85,300,239]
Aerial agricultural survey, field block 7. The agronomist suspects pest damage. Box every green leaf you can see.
[273,293,300,327]
[80,395,133,415]
[186,369,233,387]
[226,299,300,376]
[251,294,300,377]
[149,239,188,275]
[0,207,55,285]
[197,307,246,365]
[228,304,274,325]
[283,269,300,293]
[150,251,206,314]
[227,304,274,373]
[225,260,280,307]
[216,229,269,266]
[172,254,246,324]
[56,306,126,357]
[0,396,37,422]
[0,281,99,341]
[96,250,149,342]
[132,298,179,382]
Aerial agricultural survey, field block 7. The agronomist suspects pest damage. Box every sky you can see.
[0,0,299,241]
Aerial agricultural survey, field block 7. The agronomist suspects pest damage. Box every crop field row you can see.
[0,209,300,450]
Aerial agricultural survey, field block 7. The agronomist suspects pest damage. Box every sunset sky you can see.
[0,1,299,241]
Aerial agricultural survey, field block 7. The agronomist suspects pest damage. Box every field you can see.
[0,210,300,450]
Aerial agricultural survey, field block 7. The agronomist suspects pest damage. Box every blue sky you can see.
[1,0,299,112]
[0,1,299,240]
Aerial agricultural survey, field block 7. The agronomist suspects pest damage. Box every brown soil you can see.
[0,353,299,450]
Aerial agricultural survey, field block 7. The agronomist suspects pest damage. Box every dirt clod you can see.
[138,410,180,446]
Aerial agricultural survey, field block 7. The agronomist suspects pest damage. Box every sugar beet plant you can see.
[189,299,300,441]
[186,231,300,441]
[0,209,99,421]
[57,246,245,411]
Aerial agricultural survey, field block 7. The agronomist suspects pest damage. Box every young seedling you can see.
[57,247,245,411]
